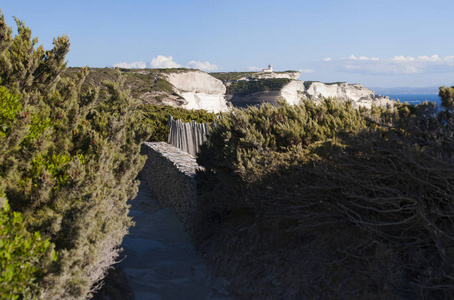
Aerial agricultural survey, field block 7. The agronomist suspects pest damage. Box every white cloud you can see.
[186,60,218,71]
[135,55,219,71]
[113,61,147,68]
[323,57,332,61]
[416,55,440,61]
[299,69,314,73]
[346,55,371,61]
[113,55,220,71]
[321,54,454,75]
[391,55,416,62]
[149,55,182,68]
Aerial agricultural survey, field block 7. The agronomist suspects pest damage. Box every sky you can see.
[1,0,454,89]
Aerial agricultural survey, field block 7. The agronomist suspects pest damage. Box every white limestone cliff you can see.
[280,80,306,106]
[163,70,230,113]
[280,81,393,109]
[161,70,391,111]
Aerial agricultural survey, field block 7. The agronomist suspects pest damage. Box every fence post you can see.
[167,114,211,157]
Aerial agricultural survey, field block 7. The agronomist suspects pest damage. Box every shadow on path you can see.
[119,181,231,300]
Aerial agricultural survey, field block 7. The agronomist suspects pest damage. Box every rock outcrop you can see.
[281,81,393,109]
[217,70,392,109]
[280,80,306,106]
[164,70,230,113]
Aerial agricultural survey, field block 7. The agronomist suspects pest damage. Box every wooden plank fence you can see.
[167,115,211,157]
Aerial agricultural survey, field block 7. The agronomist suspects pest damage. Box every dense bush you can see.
[198,98,366,183]
[225,78,292,96]
[0,12,149,299]
[195,96,454,299]
[0,196,56,299]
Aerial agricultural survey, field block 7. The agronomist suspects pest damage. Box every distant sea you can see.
[383,94,441,106]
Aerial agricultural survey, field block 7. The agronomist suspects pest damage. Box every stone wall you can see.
[139,142,199,229]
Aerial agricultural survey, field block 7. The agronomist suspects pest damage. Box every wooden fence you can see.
[167,115,211,157]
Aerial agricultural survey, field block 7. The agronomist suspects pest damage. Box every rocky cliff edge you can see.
[211,70,392,109]
[67,68,392,111]
[164,70,230,113]
[281,80,393,109]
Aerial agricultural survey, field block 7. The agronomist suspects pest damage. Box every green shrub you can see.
[226,78,292,95]
[197,98,365,183]
[0,87,22,137]
[0,12,149,299]
[439,85,454,109]
[195,97,454,299]
[0,196,57,300]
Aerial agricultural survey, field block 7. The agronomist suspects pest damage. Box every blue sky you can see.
[1,0,454,89]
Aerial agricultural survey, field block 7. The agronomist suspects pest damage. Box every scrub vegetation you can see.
[225,78,292,96]
[195,95,454,299]
[0,12,219,299]
[0,13,149,299]
[2,8,454,300]
[64,67,179,100]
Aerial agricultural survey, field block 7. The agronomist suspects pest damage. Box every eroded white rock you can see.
[162,70,392,111]
[164,70,229,113]
[280,80,305,106]
[280,81,393,108]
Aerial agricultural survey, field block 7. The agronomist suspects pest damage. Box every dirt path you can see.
[118,181,231,300]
